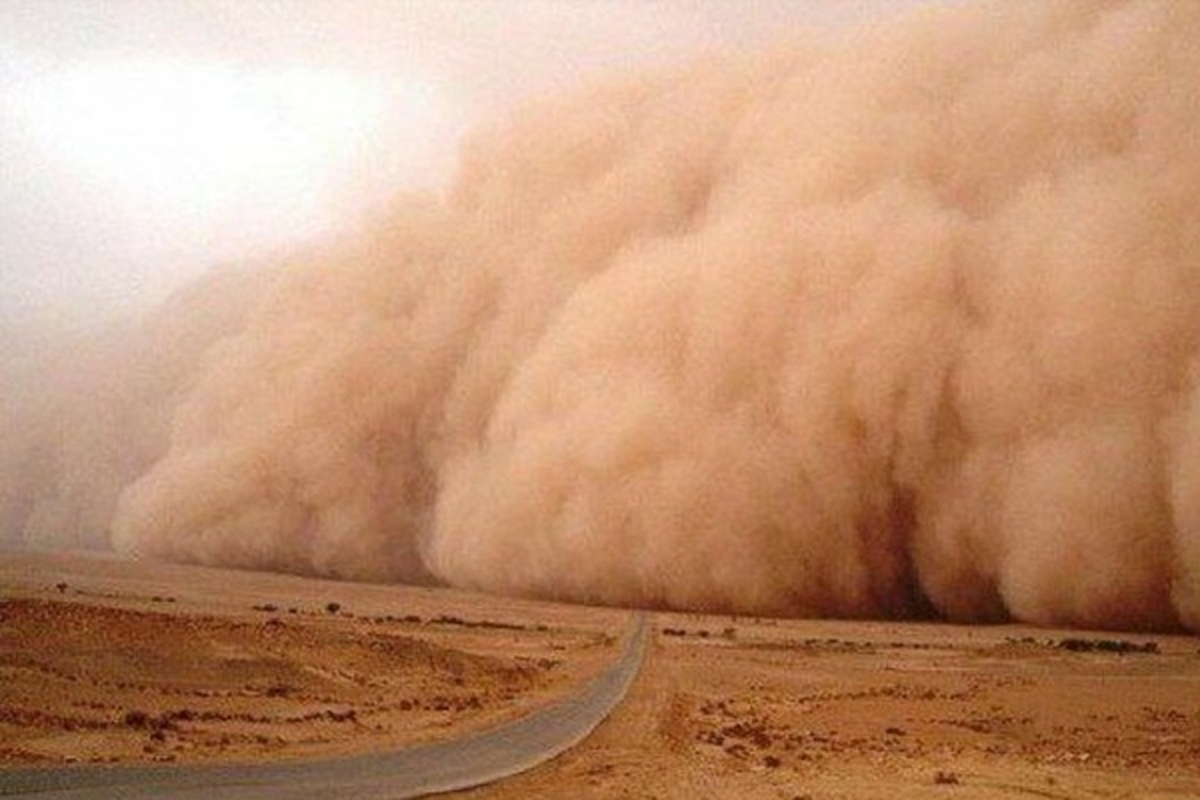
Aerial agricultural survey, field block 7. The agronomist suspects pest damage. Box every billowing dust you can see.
[4,1,1200,631]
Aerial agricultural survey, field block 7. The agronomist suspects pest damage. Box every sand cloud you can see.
[5,0,1200,631]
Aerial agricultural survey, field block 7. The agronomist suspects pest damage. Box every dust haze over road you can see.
[3,0,1200,633]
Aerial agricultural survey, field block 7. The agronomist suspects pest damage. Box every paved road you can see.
[0,614,648,799]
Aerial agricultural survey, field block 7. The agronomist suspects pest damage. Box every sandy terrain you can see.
[3,551,1200,798]
[457,616,1200,799]
[0,551,625,766]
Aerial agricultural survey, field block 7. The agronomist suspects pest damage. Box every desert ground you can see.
[0,550,626,767]
[2,552,1199,798]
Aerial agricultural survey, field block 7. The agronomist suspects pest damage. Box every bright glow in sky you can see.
[0,0,956,329]
[1,52,464,324]
[16,61,397,224]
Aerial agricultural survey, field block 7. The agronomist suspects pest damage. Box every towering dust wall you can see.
[5,0,1200,631]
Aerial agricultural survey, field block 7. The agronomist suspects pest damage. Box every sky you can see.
[0,0,959,329]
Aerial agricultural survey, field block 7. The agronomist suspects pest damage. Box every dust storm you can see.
[4,0,1200,632]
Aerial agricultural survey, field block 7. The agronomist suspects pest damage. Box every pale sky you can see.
[0,0,961,329]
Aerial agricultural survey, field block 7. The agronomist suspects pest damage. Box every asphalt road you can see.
[0,613,648,799]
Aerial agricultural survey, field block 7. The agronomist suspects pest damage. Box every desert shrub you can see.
[1057,638,1158,654]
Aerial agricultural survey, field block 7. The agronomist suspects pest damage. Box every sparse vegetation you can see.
[428,614,527,631]
[660,626,718,639]
[122,710,150,729]
[1056,638,1159,655]
[1003,635,1161,655]
[934,770,960,785]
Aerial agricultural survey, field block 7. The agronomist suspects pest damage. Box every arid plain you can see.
[2,551,1198,799]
